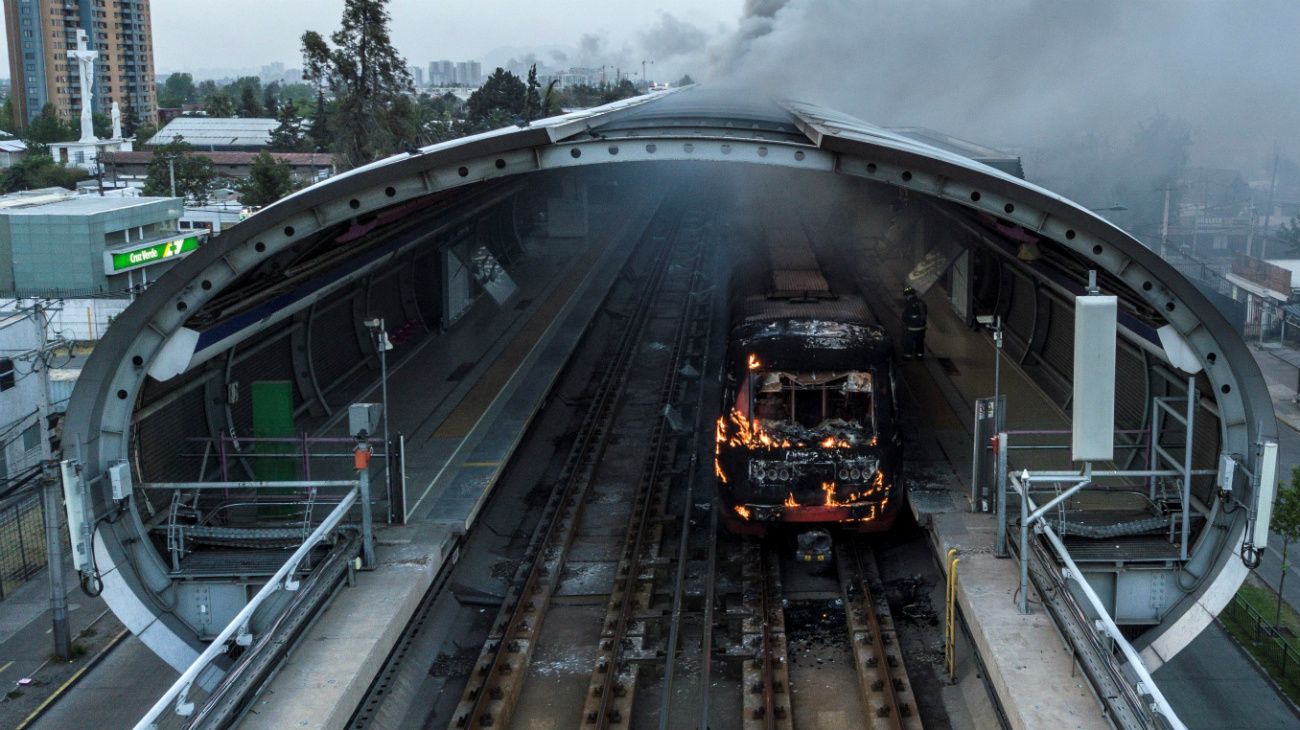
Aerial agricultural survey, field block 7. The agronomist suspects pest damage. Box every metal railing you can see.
[1008,471,1187,730]
[133,482,360,730]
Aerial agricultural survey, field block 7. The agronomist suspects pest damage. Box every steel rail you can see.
[741,541,792,730]
[582,224,710,728]
[838,538,921,729]
[656,242,716,730]
[448,212,679,730]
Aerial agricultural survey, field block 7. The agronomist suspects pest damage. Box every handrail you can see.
[1010,473,1187,730]
[944,548,960,681]
[133,482,360,730]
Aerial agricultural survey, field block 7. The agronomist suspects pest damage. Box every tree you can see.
[1,96,16,133]
[134,121,158,147]
[143,138,216,204]
[23,104,75,145]
[541,80,562,116]
[263,82,281,118]
[465,68,526,131]
[237,85,263,118]
[119,97,141,139]
[307,90,330,151]
[0,154,88,193]
[92,111,112,139]
[675,74,694,86]
[1273,469,1300,628]
[524,64,542,122]
[301,0,415,168]
[279,82,315,114]
[159,73,198,108]
[1275,216,1300,256]
[196,79,219,104]
[269,102,305,151]
[205,92,235,118]
[601,78,638,104]
[237,151,300,208]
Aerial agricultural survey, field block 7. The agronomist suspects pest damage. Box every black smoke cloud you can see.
[711,0,1300,170]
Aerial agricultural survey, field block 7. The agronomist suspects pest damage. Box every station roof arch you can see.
[65,87,1275,671]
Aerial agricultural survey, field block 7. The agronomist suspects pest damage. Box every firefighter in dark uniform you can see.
[902,286,928,359]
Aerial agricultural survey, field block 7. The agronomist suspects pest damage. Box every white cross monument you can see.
[68,30,98,143]
[49,29,133,173]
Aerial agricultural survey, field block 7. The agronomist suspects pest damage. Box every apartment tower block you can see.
[3,0,157,132]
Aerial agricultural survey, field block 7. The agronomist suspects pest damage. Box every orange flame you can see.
[714,456,728,483]
[784,492,798,508]
[748,353,761,370]
[726,409,791,450]
[734,504,751,520]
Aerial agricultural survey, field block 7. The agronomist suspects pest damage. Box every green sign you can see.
[105,235,200,274]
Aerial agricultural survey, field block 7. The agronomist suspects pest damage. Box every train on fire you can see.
[714,221,903,562]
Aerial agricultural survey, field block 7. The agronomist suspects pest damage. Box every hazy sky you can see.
[152,1,732,72]
[4,0,1298,174]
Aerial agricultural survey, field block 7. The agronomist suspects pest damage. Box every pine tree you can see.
[307,90,329,152]
[237,85,263,118]
[301,0,414,167]
[269,102,304,152]
[465,68,526,131]
[525,64,542,121]
[263,82,281,119]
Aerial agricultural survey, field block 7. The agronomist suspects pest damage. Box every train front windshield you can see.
[737,370,876,446]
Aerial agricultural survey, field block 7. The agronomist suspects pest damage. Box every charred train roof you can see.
[732,295,892,371]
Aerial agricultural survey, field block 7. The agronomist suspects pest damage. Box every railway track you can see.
[838,538,922,730]
[737,535,923,730]
[448,204,711,729]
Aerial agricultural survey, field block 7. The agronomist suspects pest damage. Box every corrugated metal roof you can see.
[147,117,278,148]
[106,150,333,166]
[0,139,28,153]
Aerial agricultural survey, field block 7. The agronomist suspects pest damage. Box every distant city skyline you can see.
[0,1,734,81]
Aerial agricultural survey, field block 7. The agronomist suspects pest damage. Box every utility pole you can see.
[1263,147,1280,260]
[364,319,393,517]
[30,302,70,659]
[42,461,71,660]
[164,154,177,198]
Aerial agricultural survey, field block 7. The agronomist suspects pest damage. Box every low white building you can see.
[0,140,28,168]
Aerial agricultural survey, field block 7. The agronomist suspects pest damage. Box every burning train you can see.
[716,220,903,558]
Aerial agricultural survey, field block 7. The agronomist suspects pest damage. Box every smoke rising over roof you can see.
[705,0,1299,170]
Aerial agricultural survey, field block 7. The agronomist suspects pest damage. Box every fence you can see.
[0,485,67,601]
[1221,589,1300,685]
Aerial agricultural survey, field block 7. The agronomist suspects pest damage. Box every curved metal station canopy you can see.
[65,87,1276,673]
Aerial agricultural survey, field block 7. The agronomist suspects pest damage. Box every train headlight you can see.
[778,468,790,480]
[850,467,862,480]
[838,468,850,480]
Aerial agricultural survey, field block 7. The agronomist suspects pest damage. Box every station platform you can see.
[865,283,1111,730]
[236,198,659,729]
[878,280,1299,728]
